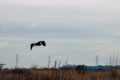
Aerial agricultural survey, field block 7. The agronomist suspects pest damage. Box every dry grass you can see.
[1,68,120,80]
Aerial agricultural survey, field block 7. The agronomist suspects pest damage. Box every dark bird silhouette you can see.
[30,41,46,50]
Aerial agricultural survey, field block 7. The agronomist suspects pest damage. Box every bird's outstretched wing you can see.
[30,41,46,50]
[40,41,46,46]
[30,43,34,50]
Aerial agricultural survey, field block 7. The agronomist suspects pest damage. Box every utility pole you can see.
[15,54,18,68]
[48,55,51,68]
[54,60,57,69]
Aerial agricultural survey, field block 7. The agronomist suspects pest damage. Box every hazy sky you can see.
[0,0,120,68]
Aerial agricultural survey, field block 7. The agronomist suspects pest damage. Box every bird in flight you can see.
[30,41,46,50]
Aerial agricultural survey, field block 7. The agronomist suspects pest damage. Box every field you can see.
[0,68,120,80]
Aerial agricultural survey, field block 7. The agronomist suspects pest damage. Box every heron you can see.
[30,41,46,50]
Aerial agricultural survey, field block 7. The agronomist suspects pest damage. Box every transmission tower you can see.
[96,55,98,66]
[15,54,18,68]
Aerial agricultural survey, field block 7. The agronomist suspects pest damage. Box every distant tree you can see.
[75,65,86,74]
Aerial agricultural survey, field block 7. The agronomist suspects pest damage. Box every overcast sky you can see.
[0,0,120,68]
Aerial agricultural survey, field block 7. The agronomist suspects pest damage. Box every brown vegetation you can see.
[0,68,120,80]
